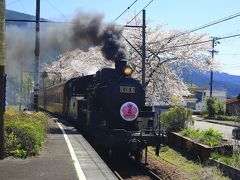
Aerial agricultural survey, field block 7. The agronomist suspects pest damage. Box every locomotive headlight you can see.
[124,66,133,76]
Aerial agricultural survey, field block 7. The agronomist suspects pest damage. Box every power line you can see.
[7,0,19,6]
[117,0,154,58]
[218,33,240,41]
[81,0,154,62]
[222,65,240,70]
[218,53,240,56]
[221,63,240,68]
[158,33,240,53]
[188,12,240,33]
[6,0,152,62]
[45,0,67,18]
[156,11,240,45]
[122,0,153,31]
[113,0,138,22]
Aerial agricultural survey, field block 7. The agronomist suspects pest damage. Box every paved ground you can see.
[194,120,235,140]
[193,115,240,141]
[0,117,116,180]
[0,118,78,180]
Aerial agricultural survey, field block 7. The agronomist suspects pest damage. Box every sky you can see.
[6,0,240,75]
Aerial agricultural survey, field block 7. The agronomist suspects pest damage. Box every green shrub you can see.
[180,128,223,147]
[215,115,238,121]
[4,110,48,158]
[160,106,193,132]
[200,128,223,147]
[205,97,225,118]
[181,128,201,141]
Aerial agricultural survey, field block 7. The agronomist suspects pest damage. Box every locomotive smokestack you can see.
[115,59,127,76]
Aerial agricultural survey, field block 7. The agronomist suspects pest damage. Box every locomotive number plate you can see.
[120,86,135,93]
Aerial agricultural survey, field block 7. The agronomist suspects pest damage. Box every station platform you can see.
[0,117,117,180]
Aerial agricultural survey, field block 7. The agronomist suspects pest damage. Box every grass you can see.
[208,115,238,121]
[211,150,240,169]
[148,146,229,180]
[199,113,239,121]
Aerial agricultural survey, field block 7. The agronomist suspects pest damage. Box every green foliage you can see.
[160,106,193,132]
[211,152,233,165]
[201,128,223,147]
[181,128,201,141]
[232,149,240,168]
[206,97,217,117]
[4,109,48,158]
[211,150,240,169]
[214,115,238,121]
[205,97,225,118]
[181,128,223,147]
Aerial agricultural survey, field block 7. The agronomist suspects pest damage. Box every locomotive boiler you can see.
[38,59,161,161]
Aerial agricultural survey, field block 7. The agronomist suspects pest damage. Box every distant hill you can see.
[182,69,240,97]
[6,10,36,20]
[6,9,47,26]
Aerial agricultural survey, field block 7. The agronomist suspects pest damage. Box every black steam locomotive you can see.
[38,60,161,161]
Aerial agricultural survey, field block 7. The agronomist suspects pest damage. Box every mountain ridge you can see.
[182,69,240,97]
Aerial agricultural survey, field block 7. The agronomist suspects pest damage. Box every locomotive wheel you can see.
[107,149,129,160]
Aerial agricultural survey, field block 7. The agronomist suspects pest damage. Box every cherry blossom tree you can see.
[124,19,219,105]
[45,20,219,105]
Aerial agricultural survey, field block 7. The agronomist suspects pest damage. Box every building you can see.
[204,89,227,103]
[183,87,226,113]
[226,98,240,116]
[182,87,207,113]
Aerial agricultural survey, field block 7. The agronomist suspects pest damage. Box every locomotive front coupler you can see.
[127,138,146,152]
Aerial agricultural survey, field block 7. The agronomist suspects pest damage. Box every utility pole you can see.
[125,10,147,101]
[142,9,146,90]
[34,0,40,110]
[210,37,219,97]
[0,0,6,159]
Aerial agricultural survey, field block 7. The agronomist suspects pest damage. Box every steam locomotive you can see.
[38,60,161,161]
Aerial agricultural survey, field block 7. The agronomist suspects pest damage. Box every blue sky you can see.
[6,0,240,75]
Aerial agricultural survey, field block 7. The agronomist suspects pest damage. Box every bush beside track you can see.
[4,108,48,158]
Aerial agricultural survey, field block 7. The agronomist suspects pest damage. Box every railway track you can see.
[103,153,165,180]
[139,164,164,180]
[113,166,163,180]
[113,161,163,180]
[104,148,189,180]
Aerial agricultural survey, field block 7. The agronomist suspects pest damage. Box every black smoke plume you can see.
[101,25,126,61]
[69,12,126,61]
[6,11,127,77]
[40,12,126,61]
